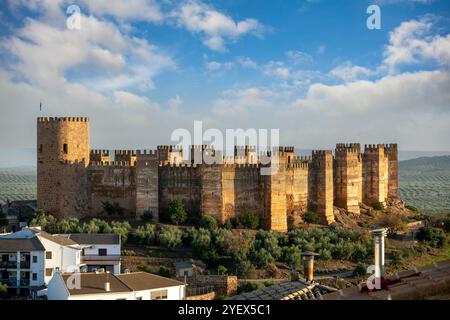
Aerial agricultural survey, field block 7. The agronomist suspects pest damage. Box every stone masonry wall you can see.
[334,144,362,214]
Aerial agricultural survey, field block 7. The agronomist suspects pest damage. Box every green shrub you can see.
[167,199,188,225]
[239,211,260,229]
[416,227,447,248]
[157,266,171,277]
[251,248,275,268]
[141,210,154,221]
[158,226,183,249]
[353,263,367,277]
[57,217,81,233]
[372,201,385,211]
[200,216,218,230]
[217,265,228,275]
[110,221,131,243]
[281,245,301,269]
[134,224,157,245]
[30,210,58,233]
[405,204,419,212]
[376,215,407,235]
[234,260,256,278]
[444,217,450,233]
[237,282,264,294]
[0,283,7,297]
[137,263,154,273]
[302,211,320,224]
[390,251,405,266]
[121,249,135,256]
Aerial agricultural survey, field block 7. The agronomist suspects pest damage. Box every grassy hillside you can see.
[0,167,36,204]
[399,156,450,214]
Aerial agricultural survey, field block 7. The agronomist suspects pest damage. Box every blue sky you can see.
[0,0,449,153]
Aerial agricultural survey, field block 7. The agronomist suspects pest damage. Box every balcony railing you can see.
[0,261,31,269]
[0,278,18,287]
[81,255,120,262]
[20,279,30,286]
[0,261,18,268]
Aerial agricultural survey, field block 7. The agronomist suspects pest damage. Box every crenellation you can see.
[36,116,399,231]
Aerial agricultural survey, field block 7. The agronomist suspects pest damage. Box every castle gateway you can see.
[37,117,399,232]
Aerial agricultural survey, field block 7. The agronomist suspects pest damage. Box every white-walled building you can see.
[0,237,46,297]
[116,272,186,300]
[47,271,186,300]
[60,234,121,274]
[1,227,82,283]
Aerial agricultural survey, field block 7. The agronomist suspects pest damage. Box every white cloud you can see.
[384,17,450,72]
[168,95,183,113]
[170,0,266,51]
[330,62,377,82]
[205,61,234,71]
[285,50,313,65]
[236,56,259,69]
[207,71,450,150]
[3,14,174,91]
[80,0,163,22]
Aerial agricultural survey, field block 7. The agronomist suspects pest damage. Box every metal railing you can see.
[186,286,215,297]
[0,261,18,268]
[81,255,121,261]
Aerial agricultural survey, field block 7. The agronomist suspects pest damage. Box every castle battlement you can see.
[190,145,213,150]
[136,150,158,156]
[287,162,309,169]
[335,147,360,155]
[90,161,132,167]
[312,150,333,156]
[159,162,198,168]
[114,149,137,156]
[296,156,312,162]
[90,149,110,155]
[384,143,398,150]
[364,144,386,152]
[59,159,87,165]
[157,145,183,151]
[38,117,89,122]
[36,116,399,232]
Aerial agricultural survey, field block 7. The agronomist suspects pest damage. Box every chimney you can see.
[301,251,319,283]
[372,228,387,280]
[104,270,111,292]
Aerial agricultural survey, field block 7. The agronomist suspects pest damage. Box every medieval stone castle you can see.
[37,117,399,232]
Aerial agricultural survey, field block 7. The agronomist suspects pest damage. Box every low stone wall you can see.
[186,292,216,300]
[177,275,238,297]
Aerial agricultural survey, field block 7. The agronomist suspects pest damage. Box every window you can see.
[150,290,168,300]
[32,256,37,263]
[98,249,107,256]
[45,251,52,259]
[45,268,53,277]
[39,144,43,153]
[32,273,37,281]
[63,143,68,154]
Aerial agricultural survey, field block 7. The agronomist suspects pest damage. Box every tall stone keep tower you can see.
[37,117,90,218]
[334,143,362,213]
[309,150,335,225]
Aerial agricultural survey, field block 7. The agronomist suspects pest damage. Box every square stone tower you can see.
[362,144,389,206]
[309,150,335,225]
[334,143,362,213]
[37,117,90,218]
